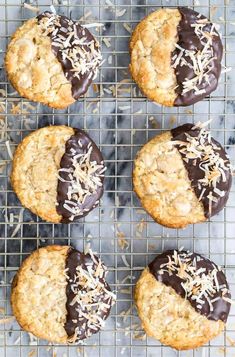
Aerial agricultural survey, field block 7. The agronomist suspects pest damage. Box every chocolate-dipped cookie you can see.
[5,12,102,109]
[11,245,116,343]
[135,249,231,350]
[11,126,105,223]
[133,123,232,228]
[129,7,223,106]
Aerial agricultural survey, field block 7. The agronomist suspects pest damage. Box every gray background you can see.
[0,0,235,356]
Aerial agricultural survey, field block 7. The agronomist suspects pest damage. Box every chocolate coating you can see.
[56,129,104,223]
[65,248,113,340]
[173,7,223,106]
[149,250,231,322]
[171,124,232,218]
[37,12,101,99]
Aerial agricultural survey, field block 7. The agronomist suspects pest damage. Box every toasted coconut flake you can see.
[118,105,130,111]
[174,17,221,97]
[121,274,135,284]
[66,249,116,341]
[136,218,147,233]
[58,143,106,221]
[23,3,40,12]
[78,11,92,22]
[149,116,160,129]
[28,350,36,357]
[116,8,127,17]
[5,140,13,159]
[117,230,129,250]
[161,250,231,313]
[121,255,130,267]
[14,336,20,345]
[133,331,146,340]
[50,5,56,14]
[39,13,102,82]
[226,336,235,346]
[10,208,24,238]
[83,23,104,29]
[120,287,132,295]
[103,37,111,48]
[123,23,131,33]
[173,124,231,209]
[0,89,6,97]
[221,66,232,74]
[0,316,15,324]
[222,296,235,304]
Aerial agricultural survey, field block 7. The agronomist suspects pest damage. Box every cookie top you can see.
[149,250,231,322]
[5,12,101,109]
[129,7,223,107]
[11,245,115,343]
[133,123,231,228]
[171,123,232,218]
[11,126,105,223]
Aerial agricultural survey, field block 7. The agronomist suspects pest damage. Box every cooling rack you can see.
[0,0,235,356]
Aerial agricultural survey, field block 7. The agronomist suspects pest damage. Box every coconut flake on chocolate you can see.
[173,7,223,106]
[65,248,116,342]
[57,129,105,222]
[149,250,231,322]
[37,12,102,99]
[171,123,232,218]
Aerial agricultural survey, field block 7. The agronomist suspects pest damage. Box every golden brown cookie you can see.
[11,125,105,223]
[133,123,232,228]
[11,245,116,343]
[129,7,223,106]
[135,250,231,350]
[5,12,102,109]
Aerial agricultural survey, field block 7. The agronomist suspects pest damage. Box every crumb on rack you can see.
[123,23,131,33]
[117,230,129,250]
[149,116,160,129]
[0,316,15,324]
[23,3,40,13]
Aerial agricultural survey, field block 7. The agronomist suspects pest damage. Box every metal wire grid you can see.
[0,0,234,356]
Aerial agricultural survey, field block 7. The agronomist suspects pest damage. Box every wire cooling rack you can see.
[0,0,235,356]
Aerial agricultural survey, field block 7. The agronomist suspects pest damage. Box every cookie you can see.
[129,7,223,106]
[11,245,115,343]
[5,11,102,109]
[135,249,231,350]
[11,125,105,223]
[133,123,232,228]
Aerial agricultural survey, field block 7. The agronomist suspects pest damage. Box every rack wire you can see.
[0,0,234,356]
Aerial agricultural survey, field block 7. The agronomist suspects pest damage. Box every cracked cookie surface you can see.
[5,18,74,109]
[11,245,69,343]
[129,8,180,106]
[11,126,73,223]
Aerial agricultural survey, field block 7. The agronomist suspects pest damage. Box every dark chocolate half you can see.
[57,129,105,223]
[173,7,223,106]
[37,12,102,99]
[65,248,114,341]
[171,123,232,218]
[149,250,231,322]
